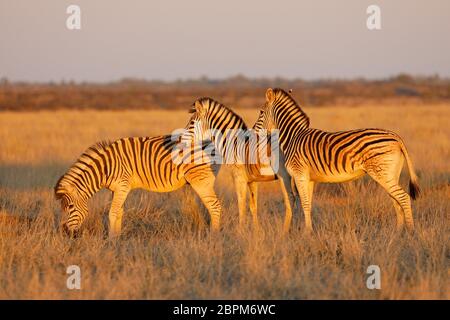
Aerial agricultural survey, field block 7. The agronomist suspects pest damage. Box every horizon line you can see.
[1,73,448,85]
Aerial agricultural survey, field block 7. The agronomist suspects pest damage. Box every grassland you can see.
[0,104,448,299]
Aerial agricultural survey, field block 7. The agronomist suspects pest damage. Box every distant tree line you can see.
[0,74,449,111]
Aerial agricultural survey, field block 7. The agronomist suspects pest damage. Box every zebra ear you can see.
[194,100,206,117]
[265,88,275,104]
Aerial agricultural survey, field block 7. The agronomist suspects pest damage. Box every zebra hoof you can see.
[62,224,81,239]
[405,224,415,234]
[108,231,122,240]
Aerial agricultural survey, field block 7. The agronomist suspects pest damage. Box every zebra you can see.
[256,88,420,233]
[190,97,299,231]
[54,114,222,238]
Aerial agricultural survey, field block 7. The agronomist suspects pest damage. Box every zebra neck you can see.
[64,166,104,200]
[202,107,248,161]
[276,114,309,151]
[210,122,250,164]
[211,129,238,158]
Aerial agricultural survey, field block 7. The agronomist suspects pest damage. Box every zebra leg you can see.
[108,187,130,238]
[366,154,414,231]
[277,168,296,234]
[293,176,314,233]
[308,181,315,227]
[232,169,248,227]
[376,180,413,231]
[390,156,406,230]
[188,176,222,232]
[308,181,315,208]
[391,199,405,231]
[386,184,413,230]
[248,181,259,230]
[291,177,300,211]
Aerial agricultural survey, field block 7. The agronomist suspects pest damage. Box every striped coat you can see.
[191,97,299,231]
[257,88,420,232]
[55,115,222,237]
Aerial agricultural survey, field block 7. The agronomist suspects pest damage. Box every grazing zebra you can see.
[256,88,420,233]
[54,114,222,238]
[190,97,299,231]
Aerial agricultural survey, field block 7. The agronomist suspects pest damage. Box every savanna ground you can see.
[0,104,448,299]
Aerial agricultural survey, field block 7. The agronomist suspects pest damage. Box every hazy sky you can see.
[1,0,449,82]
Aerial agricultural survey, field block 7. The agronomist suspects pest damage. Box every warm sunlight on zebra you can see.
[190,97,299,232]
[257,88,420,233]
[55,114,222,238]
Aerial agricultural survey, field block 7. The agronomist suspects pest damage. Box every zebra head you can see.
[254,88,277,132]
[256,88,310,133]
[189,97,248,142]
[54,176,88,238]
[180,111,206,147]
[171,110,217,165]
[188,97,219,143]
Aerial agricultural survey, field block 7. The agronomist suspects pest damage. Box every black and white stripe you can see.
[257,88,420,232]
[55,114,222,237]
[191,97,299,231]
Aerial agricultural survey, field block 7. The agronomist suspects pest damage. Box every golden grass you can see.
[0,105,449,299]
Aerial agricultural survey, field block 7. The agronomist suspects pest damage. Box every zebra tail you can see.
[409,180,420,200]
[399,139,420,200]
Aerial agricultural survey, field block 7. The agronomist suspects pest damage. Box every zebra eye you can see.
[68,204,75,210]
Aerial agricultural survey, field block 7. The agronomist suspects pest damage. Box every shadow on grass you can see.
[0,163,69,190]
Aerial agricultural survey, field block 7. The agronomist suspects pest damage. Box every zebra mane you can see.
[54,140,112,198]
[86,140,112,153]
[271,88,310,128]
[190,97,248,129]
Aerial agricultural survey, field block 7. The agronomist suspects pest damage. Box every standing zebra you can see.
[256,88,420,233]
[54,114,222,238]
[190,97,299,231]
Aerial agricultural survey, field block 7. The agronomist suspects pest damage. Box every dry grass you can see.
[0,105,449,299]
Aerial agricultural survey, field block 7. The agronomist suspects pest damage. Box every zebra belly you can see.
[131,176,187,193]
[310,169,366,183]
[246,164,277,182]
